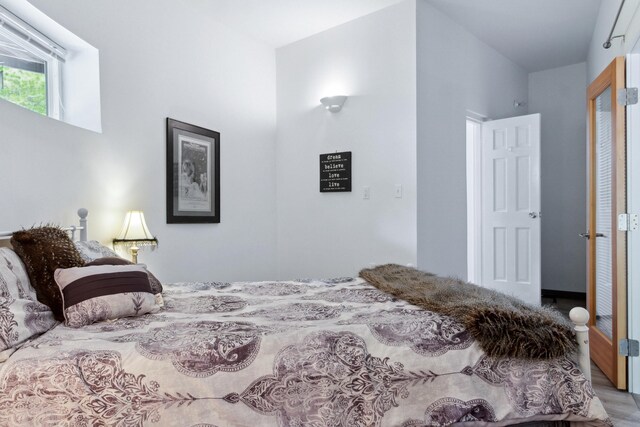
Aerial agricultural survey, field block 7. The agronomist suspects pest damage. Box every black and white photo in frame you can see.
[166,118,220,223]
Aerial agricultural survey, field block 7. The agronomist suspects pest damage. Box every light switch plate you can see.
[363,186,370,200]
[394,184,402,198]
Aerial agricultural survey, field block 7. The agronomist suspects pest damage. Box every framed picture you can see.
[166,118,220,223]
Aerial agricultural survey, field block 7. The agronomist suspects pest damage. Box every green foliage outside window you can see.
[0,65,47,115]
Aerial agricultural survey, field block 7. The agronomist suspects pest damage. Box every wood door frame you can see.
[587,56,628,389]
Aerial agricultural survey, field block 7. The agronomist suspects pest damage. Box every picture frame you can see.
[166,118,220,223]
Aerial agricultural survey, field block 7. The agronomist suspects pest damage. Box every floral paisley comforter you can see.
[0,278,610,427]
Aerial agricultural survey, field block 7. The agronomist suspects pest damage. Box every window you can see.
[0,1,101,132]
[0,4,65,118]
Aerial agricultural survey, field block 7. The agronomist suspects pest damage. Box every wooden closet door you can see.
[586,56,628,389]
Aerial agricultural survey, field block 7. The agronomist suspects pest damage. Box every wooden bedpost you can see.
[569,307,591,382]
[78,208,88,242]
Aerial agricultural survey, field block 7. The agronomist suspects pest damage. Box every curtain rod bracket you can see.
[604,0,627,49]
[604,35,625,49]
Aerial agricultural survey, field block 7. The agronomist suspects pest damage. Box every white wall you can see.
[416,0,529,279]
[0,0,277,283]
[528,62,588,293]
[275,1,417,279]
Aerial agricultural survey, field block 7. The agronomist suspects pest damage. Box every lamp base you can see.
[130,246,139,264]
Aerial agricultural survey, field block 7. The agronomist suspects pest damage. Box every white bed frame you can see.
[570,307,592,381]
[0,208,89,242]
[0,208,593,381]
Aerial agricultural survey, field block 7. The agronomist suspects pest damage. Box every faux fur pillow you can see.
[11,227,85,321]
[54,264,160,328]
[85,257,163,294]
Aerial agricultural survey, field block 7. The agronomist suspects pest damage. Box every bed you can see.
[0,210,611,426]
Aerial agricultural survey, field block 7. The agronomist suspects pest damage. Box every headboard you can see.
[0,208,89,248]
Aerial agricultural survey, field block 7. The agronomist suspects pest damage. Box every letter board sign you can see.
[320,151,351,192]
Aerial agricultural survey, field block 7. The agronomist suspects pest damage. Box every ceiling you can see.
[208,0,607,73]
[425,0,603,72]
[206,0,405,48]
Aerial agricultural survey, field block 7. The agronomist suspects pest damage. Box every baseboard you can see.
[541,289,586,300]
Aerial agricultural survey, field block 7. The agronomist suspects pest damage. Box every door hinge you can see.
[620,339,640,357]
[618,88,638,106]
[618,213,639,231]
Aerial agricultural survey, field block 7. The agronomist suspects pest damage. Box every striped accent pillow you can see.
[54,265,160,328]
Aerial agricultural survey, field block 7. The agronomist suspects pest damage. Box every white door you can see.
[481,114,541,305]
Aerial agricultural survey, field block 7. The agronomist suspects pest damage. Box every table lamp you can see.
[113,210,158,263]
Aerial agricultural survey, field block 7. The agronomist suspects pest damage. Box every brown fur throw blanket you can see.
[360,264,577,360]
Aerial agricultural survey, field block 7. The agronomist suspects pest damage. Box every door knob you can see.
[579,232,606,239]
[529,212,539,219]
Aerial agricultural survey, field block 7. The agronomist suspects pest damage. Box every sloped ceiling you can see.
[206,0,405,48]
[425,0,602,72]
[205,0,611,72]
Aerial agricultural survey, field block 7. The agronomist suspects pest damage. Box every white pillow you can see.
[74,240,122,263]
[0,248,57,352]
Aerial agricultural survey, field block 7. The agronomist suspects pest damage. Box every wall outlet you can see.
[363,186,370,200]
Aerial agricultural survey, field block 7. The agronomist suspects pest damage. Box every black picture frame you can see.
[166,118,220,223]
[319,151,352,192]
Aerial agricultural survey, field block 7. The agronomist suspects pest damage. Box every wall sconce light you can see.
[320,95,348,113]
[113,210,158,263]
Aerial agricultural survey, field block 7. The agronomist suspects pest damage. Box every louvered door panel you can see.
[595,87,614,339]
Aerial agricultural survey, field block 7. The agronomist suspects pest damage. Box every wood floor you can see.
[591,362,640,425]
[542,295,640,425]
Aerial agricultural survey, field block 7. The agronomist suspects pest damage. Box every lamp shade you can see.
[320,95,347,113]
[113,211,157,246]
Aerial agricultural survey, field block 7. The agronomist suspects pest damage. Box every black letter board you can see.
[320,151,352,192]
